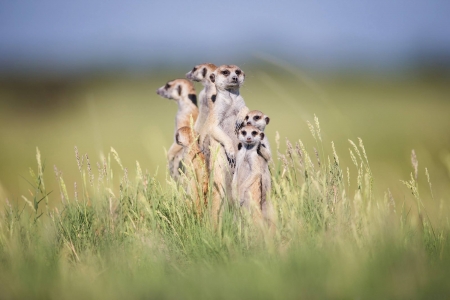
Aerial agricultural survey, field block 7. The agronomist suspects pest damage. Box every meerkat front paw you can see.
[224,145,236,167]
[235,108,249,134]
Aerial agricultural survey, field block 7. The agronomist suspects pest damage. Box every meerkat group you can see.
[156,64,272,223]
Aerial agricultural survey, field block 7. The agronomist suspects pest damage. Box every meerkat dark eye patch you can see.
[221,70,230,76]
[202,68,207,78]
[165,83,171,89]
[235,69,241,75]
[252,131,257,136]
[241,131,247,136]
[177,85,182,95]
[192,67,197,72]
[209,74,215,83]
[245,116,249,120]
[260,133,265,139]
[265,117,270,124]
[254,116,260,120]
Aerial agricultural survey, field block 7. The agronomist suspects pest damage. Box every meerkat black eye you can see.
[241,131,247,136]
[245,116,249,120]
[252,131,257,136]
[221,70,230,76]
[235,69,241,75]
[165,83,171,89]
[254,116,260,120]
[202,67,207,78]
[192,67,197,72]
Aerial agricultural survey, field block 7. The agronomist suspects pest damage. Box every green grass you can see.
[1,120,450,299]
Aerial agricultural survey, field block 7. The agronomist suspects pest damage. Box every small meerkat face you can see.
[186,63,217,83]
[210,65,245,90]
[245,110,270,131]
[156,79,197,104]
[239,125,264,146]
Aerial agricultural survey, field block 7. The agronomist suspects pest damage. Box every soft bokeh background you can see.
[1,0,449,208]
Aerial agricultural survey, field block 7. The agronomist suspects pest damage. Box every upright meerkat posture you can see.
[175,126,208,215]
[156,79,198,180]
[243,110,272,162]
[185,63,217,134]
[204,64,249,222]
[232,125,271,223]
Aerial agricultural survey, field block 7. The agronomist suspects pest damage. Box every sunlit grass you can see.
[1,117,449,299]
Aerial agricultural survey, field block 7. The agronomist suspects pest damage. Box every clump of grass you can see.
[0,117,449,299]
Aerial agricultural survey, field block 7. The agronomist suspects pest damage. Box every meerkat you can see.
[185,63,217,134]
[175,126,208,215]
[242,110,272,162]
[232,125,271,223]
[203,64,249,222]
[156,79,198,180]
[186,63,218,166]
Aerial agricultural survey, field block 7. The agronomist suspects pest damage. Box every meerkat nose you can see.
[247,122,251,125]
[232,76,238,82]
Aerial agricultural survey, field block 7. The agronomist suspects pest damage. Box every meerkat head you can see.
[209,65,245,91]
[156,79,197,105]
[238,125,264,148]
[244,110,270,131]
[186,63,217,84]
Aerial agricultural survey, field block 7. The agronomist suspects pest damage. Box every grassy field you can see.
[0,65,450,298]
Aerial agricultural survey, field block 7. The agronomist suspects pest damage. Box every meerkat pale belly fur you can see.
[156,79,198,180]
[243,110,272,162]
[175,126,208,215]
[232,126,271,223]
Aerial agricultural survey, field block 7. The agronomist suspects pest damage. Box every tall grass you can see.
[1,119,449,299]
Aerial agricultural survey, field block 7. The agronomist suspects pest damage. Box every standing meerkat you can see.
[185,63,217,134]
[232,125,271,223]
[156,79,198,180]
[243,110,272,162]
[186,63,218,166]
[203,64,249,223]
[175,126,208,215]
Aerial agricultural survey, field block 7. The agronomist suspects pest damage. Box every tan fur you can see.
[232,125,271,224]
[156,79,198,180]
[201,65,249,224]
[176,126,208,215]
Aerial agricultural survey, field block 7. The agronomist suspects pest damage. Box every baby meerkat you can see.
[185,63,217,134]
[203,64,249,223]
[243,110,271,162]
[156,79,198,180]
[232,125,271,223]
[175,126,208,215]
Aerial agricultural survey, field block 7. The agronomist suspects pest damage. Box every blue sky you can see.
[1,0,449,73]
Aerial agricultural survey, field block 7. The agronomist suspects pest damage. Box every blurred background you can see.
[1,0,449,206]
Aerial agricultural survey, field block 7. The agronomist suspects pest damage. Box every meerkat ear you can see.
[202,68,207,78]
[238,143,242,150]
[175,132,182,145]
[260,133,265,140]
[265,117,270,124]
[177,85,182,95]
[209,73,215,83]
